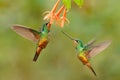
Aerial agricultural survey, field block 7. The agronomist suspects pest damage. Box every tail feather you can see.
[33,39,49,62]
[86,63,97,76]
[33,47,42,62]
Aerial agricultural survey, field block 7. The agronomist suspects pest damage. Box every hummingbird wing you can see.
[87,41,111,59]
[84,39,96,50]
[11,25,40,42]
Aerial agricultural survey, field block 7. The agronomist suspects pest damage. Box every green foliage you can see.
[62,0,71,9]
[62,0,84,9]
[74,0,84,8]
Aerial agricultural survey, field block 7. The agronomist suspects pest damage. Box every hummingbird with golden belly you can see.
[11,22,51,62]
[62,31,111,76]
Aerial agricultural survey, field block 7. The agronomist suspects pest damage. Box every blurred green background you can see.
[0,0,120,80]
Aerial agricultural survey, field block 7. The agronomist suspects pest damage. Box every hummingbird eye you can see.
[75,40,79,43]
[45,22,49,26]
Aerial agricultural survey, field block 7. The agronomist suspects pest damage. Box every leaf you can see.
[74,0,84,8]
[62,0,71,10]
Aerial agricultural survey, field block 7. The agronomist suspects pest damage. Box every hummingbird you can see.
[11,22,51,62]
[62,31,111,76]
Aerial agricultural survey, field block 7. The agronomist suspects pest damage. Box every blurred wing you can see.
[84,39,96,50]
[11,25,40,42]
[87,41,111,59]
[85,39,96,47]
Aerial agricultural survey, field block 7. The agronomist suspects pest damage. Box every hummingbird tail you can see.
[33,39,49,62]
[33,47,42,62]
[86,63,97,76]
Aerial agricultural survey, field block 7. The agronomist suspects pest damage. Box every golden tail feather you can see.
[86,63,97,76]
[33,47,42,62]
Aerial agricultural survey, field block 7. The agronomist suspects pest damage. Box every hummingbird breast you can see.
[78,54,89,65]
[38,38,49,49]
[33,38,49,62]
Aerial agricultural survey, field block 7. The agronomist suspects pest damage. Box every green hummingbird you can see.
[62,31,111,76]
[11,22,51,62]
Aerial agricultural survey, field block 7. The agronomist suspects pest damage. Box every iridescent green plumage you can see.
[41,23,50,37]
[11,22,51,62]
[33,22,50,61]
[62,31,111,76]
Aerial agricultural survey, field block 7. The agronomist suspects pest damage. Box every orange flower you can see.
[43,0,69,28]
[43,0,60,24]
[56,8,69,27]
[54,5,65,21]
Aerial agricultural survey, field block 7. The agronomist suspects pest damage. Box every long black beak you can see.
[62,31,74,40]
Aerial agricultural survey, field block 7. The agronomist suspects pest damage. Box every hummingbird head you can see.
[42,22,51,32]
[73,39,83,47]
[62,31,83,47]
[45,22,51,31]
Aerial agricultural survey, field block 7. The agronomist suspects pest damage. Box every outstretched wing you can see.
[87,41,111,59]
[85,39,96,47]
[84,39,96,50]
[11,25,40,42]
